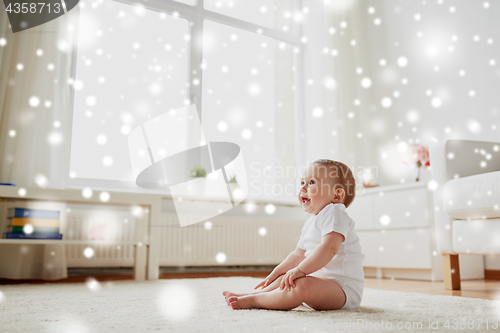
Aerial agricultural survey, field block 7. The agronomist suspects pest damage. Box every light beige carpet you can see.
[0,277,499,332]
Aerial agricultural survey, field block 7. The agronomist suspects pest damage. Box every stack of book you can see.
[3,207,63,240]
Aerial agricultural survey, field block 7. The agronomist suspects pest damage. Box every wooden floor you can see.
[1,271,499,301]
[364,277,500,301]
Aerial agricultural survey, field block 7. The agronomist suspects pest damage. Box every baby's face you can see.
[298,164,337,215]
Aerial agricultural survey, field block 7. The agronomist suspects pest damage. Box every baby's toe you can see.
[228,296,240,310]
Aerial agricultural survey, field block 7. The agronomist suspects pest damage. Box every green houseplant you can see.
[228,174,241,199]
[188,166,207,196]
[190,166,207,178]
[228,174,238,184]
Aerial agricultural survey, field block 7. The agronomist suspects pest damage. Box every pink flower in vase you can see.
[402,144,430,181]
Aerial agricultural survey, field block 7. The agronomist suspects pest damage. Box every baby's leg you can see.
[228,276,346,311]
[223,274,285,304]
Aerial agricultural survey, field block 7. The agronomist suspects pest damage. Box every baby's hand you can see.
[254,271,279,290]
[280,267,306,291]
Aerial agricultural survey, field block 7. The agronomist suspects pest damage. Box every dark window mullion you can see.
[201,8,300,45]
[115,0,300,44]
[113,0,197,18]
[189,0,204,121]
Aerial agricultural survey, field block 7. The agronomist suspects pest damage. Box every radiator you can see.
[64,204,137,267]
[65,202,305,267]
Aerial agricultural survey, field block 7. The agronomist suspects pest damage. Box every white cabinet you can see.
[376,229,433,269]
[349,185,431,231]
[347,195,375,230]
[348,182,483,281]
[347,183,437,280]
[356,231,377,267]
[373,187,431,229]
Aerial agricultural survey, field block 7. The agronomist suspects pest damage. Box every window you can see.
[69,0,303,199]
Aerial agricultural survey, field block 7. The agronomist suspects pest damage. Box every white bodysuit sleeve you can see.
[297,234,305,250]
[318,205,350,241]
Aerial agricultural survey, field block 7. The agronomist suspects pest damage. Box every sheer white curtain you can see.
[301,0,374,175]
[0,7,79,279]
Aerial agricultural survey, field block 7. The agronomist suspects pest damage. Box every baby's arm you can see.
[254,247,306,289]
[280,231,344,291]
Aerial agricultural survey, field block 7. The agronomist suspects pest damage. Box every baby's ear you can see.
[335,186,346,201]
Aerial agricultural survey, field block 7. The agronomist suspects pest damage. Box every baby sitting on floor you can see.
[223,159,365,310]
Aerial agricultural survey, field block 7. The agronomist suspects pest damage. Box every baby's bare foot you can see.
[222,291,248,305]
[228,295,256,310]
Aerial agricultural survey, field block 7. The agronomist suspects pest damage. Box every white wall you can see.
[364,0,499,185]
[306,1,500,269]
[316,0,499,185]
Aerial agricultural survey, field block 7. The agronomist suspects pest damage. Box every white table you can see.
[0,186,162,281]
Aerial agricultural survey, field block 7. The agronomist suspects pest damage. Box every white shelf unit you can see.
[0,186,162,281]
[0,240,139,245]
[347,182,484,281]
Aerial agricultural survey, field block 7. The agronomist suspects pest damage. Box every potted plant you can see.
[188,166,207,195]
[190,166,207,178]
[228,174,241,194]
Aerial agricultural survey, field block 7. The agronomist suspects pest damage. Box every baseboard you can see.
[485,270,500,279]
[363,267,435,281]
[363,267,491,281]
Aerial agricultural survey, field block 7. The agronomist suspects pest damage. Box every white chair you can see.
[429,139,500,290]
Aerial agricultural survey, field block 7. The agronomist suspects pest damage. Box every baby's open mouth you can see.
[301,197,311,204]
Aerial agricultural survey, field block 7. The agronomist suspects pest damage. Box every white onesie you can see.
[297,203,365,309]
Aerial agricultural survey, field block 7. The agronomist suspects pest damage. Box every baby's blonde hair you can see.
[312,159,356,208]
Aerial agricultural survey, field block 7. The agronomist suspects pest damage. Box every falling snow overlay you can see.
[0,1,500,330]
[21,0,495,190]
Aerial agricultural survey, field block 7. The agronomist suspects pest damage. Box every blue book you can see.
[7,207,60,219]
[4,232,63,240]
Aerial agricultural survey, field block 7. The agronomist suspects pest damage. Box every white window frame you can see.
[66,0,306,195]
